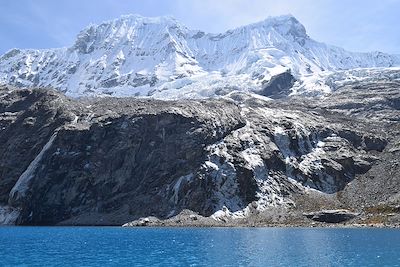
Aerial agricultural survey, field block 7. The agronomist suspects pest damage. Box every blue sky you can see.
[1,0,399,55]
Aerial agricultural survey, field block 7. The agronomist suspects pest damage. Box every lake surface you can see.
[0,227,399,266]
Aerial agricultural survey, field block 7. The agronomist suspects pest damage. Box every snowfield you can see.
[0,14,399,99]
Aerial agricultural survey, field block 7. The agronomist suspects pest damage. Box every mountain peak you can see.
[84,14,183,32]
[1,14,399,99]
[118,14,180,24]
[259,14,298,23]
[252,14,308,39]
[72,14,187,54]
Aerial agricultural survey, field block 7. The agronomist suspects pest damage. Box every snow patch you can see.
[171,174,193,204]
[0,206,20,225]
[9,133,57,202]
[203,142,244,213]
[298,141,325,175]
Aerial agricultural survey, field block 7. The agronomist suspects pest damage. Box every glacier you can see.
[0,14,399,99]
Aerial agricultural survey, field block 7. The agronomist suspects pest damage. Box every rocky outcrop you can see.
[259,71,296,99]
[0,87,75,204]
[303,210,358,223]
[0,87,246,225]
[0,78,399,226]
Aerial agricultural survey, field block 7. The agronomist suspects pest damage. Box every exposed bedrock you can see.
[0,82,398,225]
[303,209,358,223]
[259,70,296,99]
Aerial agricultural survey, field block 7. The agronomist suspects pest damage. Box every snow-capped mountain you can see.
[0,14,399,98]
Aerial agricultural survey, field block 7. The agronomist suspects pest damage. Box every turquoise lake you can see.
[0,227,399,266]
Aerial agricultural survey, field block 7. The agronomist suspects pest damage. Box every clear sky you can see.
[1,0,399,55]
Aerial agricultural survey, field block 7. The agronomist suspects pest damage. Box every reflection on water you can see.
[0,227,399,266]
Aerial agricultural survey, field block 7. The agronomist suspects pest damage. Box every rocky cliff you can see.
[1,76,399,226]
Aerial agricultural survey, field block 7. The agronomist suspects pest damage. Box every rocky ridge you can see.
[0,73,399,226]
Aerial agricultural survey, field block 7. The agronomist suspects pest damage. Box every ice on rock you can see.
[9,133,57,203]
[0,206,20,225]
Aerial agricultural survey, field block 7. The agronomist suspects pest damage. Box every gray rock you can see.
[304,210,358,223]
[259,70,296,99]
[0,78,399,226]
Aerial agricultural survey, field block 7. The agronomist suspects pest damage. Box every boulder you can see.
[303,210,358,223]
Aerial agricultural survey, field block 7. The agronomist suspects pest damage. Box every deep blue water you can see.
[0,227,399,267]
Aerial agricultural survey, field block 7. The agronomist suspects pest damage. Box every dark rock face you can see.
[0,88,74,204]
[0,79,399,226]
[27,111,244,225]
[259,71,296,99]
[0,87,247,225]
[363,135,387,152]
[304,210,358,223]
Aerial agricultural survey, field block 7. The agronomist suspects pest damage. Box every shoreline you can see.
[1,223,399,228]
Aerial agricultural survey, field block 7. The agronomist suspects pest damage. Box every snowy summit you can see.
[0,14,399,99]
